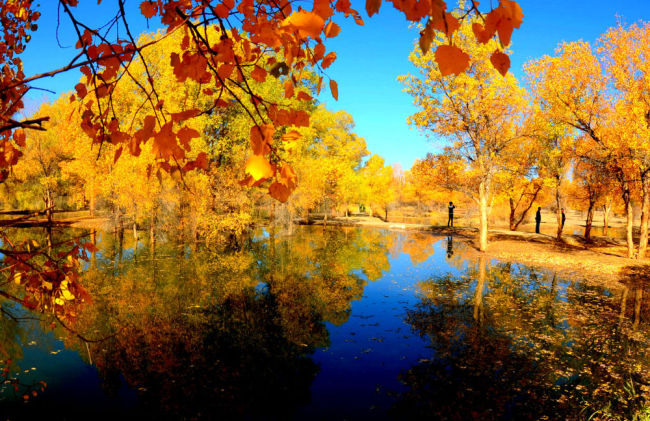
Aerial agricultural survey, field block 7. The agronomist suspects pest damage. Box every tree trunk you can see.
[89,188,96,217]
[619,286,629,326]
[623,182,634,258]
[150,208,156,258]
[508,198,516,231]
[584,199,595,242]
[638,174,650,259]
[555,177,563,241]
[633,286,643,329]
[479,181,488,252]
[473,254,486,324]
[512,184,543,231]
[45,189,53,225]
[133,221,138,250]
[603,200,611,237]
[384,207,388,222]
[90,229,97,268]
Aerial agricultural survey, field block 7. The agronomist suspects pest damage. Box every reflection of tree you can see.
[401,232,437,266]
[58,226,393,418]
[394,258,650,420]
[0,227,92,327]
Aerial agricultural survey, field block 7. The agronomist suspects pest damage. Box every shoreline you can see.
[308,215,645,289]
[5,213,645,289]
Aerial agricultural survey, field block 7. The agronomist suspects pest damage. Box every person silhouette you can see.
[561,208,566,229]
[535,207,541,234]
[446,235,454,258]
[447,201,455,227]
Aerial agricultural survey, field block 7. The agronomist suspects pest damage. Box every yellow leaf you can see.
[60,280,76,301]
[245,154,274,181]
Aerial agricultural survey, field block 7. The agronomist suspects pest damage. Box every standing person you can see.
[535,207,542,234]
[448,201,456,227]
[561,208,566,229]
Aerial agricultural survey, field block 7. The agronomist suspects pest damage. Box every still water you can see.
[0,226,648,420]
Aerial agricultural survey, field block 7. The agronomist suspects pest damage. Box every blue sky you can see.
[19,0,650,170]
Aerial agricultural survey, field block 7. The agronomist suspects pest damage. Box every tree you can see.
[0,0,522,203]
[493,124,543,231]
[400,16,528,251]
[10,98,77,220]
[526,31,650,258]
[287,106,368,220]
[360,154,395,221]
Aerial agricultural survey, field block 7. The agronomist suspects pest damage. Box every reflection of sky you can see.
[301,235,472,418]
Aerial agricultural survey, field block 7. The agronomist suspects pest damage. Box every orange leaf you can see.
[279,164,297,189]
[177,127,200,151]
[140,1,157,18]
[433,13,459,37]
[321,52,337,68]
[472,22,492,44]
[183,152,209,171]
[239,175,266,187]
[297,91,312,101]
[171,109,200,122]
[260,123,275,145]
[434,45,470,76]
[245,154,274,181]
[282,130,301,142]
[291,110,310,127]
[490,50,510,76]
[419,19,434,53]
[366,0,381,17]
[500,0,524,30]
[218,64,234,80]
[283,10,325,39]
[284,80,295,99]
[152,122,182,160]
[324,21,341,38]
[330,79,339,100]
[113,146,123,164]
[313,0,334,20]
[75,29,92,49]
[313,43,326,61]
[250,124,274,155]
[269,182,292,203]
[13,129,26,147]
[251,66,267,83]
[214,4,229,18]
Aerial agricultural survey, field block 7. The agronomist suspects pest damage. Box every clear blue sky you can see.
[20,1,650,170]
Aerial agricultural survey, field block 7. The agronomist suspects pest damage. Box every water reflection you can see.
[395,257,650,420]
[0,227,648,419]
[446,235,453,259]
[59,226,394,419]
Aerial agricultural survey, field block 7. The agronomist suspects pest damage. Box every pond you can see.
[0,226,648,420]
